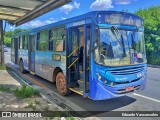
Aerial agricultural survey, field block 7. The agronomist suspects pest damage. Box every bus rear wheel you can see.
[56,72,71,96]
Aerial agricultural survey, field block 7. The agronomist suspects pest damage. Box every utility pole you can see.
[0,20,4,66]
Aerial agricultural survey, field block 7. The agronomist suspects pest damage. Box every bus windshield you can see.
[94,28,146,66]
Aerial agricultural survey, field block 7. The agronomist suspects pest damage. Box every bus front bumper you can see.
[90,78,146,100]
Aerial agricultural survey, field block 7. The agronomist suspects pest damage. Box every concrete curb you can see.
[147,64,160,68]
[5,64,51,98]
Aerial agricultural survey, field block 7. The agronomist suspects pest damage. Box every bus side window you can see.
[25,35,28,50]
[19,36,22,49]
[62,28,66,51]
[22,35,25,49]
[37,32,40,50]
[52,28,66,52]
[37,31,48,51]
[48,30,53,50]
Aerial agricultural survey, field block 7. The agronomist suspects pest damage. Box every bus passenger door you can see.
[83,25,91,97]
[67,28,80,87]
[28,35,35,72]
[67,26,90,97]
[12,38,19,64]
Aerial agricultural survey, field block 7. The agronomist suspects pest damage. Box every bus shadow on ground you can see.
[5,63,136,117]
[65,93,136,117]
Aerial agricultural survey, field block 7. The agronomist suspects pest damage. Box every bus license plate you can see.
[125,86,134,92]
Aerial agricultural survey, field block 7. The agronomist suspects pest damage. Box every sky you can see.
[7,0,160,31]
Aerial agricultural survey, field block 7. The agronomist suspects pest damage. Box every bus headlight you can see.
[104,80,108,84]
[96,73,102,80]
[98,75,102,80]
[110,82,114,87]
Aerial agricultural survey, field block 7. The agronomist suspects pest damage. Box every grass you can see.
[66,117,76,120]
[0,85,12,92]
[0,65,12,71]
[34,99,40,105]
[0,65,6,70]
[14,85,40,99]
[43,106,49,111]
[27,99,37,110]
[27,99,34,108]
[0,85,40,99]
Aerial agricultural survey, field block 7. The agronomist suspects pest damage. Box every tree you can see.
[4,29,26,47]
[135,6,160,65]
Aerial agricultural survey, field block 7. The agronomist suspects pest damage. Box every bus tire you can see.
[19,60,26,74]
[56,72,71,96]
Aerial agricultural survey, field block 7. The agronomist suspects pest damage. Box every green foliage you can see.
[135,6,160,65]
[66,117,76,120]
[14,85,39,98]
[0,65,6,70]
[0,85,12,92]
[4,28,26,47]
[4,36,11,47]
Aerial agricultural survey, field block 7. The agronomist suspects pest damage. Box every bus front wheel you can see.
[56,72,71,96]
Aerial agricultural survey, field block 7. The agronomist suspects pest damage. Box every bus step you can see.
[30,71,35,75]
[78,79,83,82]
[79,71,83,74]
[69,87,83,96]
[70,71,83,74]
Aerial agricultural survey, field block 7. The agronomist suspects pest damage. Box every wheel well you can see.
[53,67,63,82]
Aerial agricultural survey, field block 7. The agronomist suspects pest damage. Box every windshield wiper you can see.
[111,26,126,57]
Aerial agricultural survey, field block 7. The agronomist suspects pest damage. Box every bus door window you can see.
[79,27,84,71]
[86,26,91,57]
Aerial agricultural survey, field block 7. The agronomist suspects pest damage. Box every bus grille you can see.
[106,66,144,75]
[114,77,141,85]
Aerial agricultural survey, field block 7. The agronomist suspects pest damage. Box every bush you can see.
[0,65,6,70]
[14,85,39,98]
[0,85,12,92]
[4,36,11,47]
[147,55,160,65]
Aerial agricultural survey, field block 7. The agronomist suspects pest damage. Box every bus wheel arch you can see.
[53,67,63,83]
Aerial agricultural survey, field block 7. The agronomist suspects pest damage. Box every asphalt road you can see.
[4,48,160,119]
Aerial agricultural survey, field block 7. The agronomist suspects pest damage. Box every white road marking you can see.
[12,71,30,86]
[133,93,160,103]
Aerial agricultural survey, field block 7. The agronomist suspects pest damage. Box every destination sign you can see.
[97,13,143,27]
[72,20,85,26]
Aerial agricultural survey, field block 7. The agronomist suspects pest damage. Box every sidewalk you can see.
[147,64,160,68]
[0,70,21,88]
[0,69,65,119]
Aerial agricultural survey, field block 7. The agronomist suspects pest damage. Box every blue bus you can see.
[11,11,147,100]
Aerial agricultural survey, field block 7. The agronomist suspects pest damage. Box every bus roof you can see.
[12,11,143,37]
